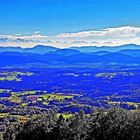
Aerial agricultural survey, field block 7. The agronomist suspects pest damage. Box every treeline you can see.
[2,108,140,140]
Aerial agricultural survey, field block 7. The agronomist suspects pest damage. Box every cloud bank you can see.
[1,26,140,48]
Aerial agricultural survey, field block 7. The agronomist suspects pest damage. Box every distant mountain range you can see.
[0,45,58,54]
[0,44,140,54]
[71,44,140,53]
[0,44,140,68]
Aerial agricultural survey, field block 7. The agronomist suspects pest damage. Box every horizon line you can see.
[1,26,140,48]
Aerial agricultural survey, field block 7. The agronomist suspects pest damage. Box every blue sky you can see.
[0,0,140,35]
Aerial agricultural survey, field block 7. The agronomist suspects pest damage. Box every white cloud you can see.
[1,26,140,48]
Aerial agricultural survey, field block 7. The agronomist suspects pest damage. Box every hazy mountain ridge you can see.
[0,44,140,68]
[71,44,140,52]
[0,45,58,54]
[0,44,140,54]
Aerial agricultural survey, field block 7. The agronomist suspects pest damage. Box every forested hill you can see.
[1,108,140,140]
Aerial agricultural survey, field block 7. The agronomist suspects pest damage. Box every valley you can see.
[1,68,140,114]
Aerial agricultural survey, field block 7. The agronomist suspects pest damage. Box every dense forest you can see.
[1,108,140,140]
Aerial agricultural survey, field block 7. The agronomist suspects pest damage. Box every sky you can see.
[1,0,140,48]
